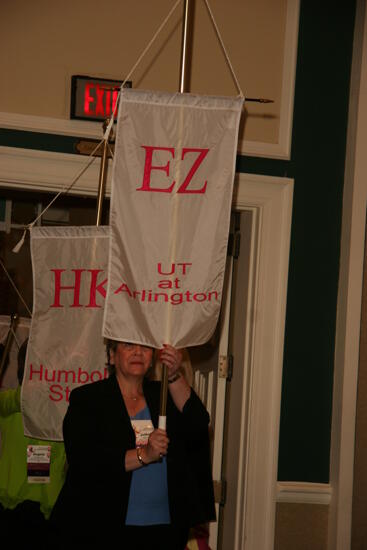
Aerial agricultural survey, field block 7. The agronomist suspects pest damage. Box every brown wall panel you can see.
[274,503,329,550]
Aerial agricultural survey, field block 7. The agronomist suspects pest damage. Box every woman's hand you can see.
[159,344,191,412]
[143,428,169,463]
[159,344,183,380]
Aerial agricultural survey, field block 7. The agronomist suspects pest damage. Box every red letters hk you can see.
[51,269,107,308]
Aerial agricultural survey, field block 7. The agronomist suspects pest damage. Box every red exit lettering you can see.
[84,83,119,118]
[137,146,209,194]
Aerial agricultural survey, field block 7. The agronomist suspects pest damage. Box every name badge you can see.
[130,419,154,447]
[27,445,51,484]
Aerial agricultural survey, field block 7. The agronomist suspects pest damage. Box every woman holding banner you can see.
[50,341,215,550]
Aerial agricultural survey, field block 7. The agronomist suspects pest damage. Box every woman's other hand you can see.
[159,344,191,412]
[159,344,183,380]
[143,428,169,462]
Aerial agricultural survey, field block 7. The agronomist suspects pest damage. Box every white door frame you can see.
[225,172,293,549]
[209,238,235,549]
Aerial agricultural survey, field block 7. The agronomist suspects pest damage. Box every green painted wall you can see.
[238,1,356,482]
[278,1,356,482]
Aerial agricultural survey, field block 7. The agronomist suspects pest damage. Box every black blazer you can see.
[51,375,215,535]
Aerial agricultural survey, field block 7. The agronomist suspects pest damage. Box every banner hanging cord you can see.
[203,0,244,98]
[108,0,183,125]
[0,258,32,317]
[9,325,21,350]
[107,142,114,160]
[1,317,22,351]
[112,0,243,118]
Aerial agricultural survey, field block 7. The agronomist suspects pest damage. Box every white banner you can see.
[103,89,243,348]
[22,226,109,440]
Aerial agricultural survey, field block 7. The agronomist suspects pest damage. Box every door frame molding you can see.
[229,173,293,549]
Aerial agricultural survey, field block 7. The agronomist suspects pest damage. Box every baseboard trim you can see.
[277,482,332,505]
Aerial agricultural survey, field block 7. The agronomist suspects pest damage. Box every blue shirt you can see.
[125,406,171,526]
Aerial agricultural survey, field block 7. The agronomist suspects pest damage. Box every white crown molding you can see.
[0,146,111,196]
[277,482,332,506]
[0,111,104,139]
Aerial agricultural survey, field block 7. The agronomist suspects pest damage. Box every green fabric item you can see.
[0,386,66,519]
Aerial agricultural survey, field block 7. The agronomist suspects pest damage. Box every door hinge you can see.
[213,479,227,506]
[219,354,233,381]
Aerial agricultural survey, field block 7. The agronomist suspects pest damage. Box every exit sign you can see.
[70,75,132,122]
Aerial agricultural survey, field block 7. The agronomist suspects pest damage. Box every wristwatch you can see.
[168,372,181,384]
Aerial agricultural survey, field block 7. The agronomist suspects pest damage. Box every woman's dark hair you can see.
[106,339,118,369]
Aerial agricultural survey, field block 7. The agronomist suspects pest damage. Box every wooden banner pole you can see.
[159,0,191,429]
[96,118,112,226]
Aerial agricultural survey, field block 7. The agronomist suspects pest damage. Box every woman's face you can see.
[111,342,153,380]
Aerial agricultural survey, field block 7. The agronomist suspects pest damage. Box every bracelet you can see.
[136,447,147,467]
[168,372,181,384]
